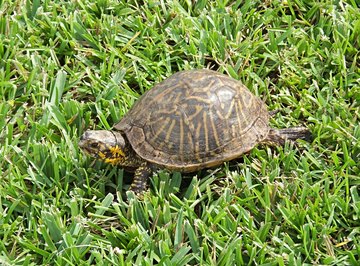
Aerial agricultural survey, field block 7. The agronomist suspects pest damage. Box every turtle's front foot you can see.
[129,163,152,195]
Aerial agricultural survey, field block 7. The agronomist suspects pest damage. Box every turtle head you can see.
[79,130,127,165]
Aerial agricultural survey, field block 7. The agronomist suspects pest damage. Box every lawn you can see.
[0,0,359,265]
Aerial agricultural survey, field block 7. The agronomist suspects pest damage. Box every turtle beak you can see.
[79,131,95,154]
[79,132,88,148]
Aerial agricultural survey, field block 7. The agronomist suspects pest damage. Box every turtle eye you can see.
[90,142,99,149]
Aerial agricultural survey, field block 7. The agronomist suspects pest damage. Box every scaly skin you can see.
[130,163,152,194]
[79,130,150,194]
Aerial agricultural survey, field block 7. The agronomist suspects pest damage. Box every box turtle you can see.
[79,69,310,194]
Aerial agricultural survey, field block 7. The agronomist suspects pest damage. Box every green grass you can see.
[1,0,359,265]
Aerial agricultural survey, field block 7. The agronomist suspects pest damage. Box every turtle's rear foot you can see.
[264,127,311,145]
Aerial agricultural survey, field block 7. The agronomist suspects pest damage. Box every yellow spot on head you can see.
[105,157,124,165]
[98,152,106,159]
[110,146,125,158]
[102,145,125,165]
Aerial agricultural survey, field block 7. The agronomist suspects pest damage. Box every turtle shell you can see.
[115,69,270,172]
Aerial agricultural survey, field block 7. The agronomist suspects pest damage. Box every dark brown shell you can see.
[115,69,270,172]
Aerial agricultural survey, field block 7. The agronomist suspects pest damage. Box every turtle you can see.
[79,69,310,194]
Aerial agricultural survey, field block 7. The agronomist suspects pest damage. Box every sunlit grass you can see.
[0,0,359,264]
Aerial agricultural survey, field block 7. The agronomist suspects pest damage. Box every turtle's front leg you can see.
[129,162,152,194]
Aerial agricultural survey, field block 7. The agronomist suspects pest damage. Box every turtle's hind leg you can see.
[263,127,311,146]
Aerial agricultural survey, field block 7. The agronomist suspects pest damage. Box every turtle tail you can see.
[263,127,311,146]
